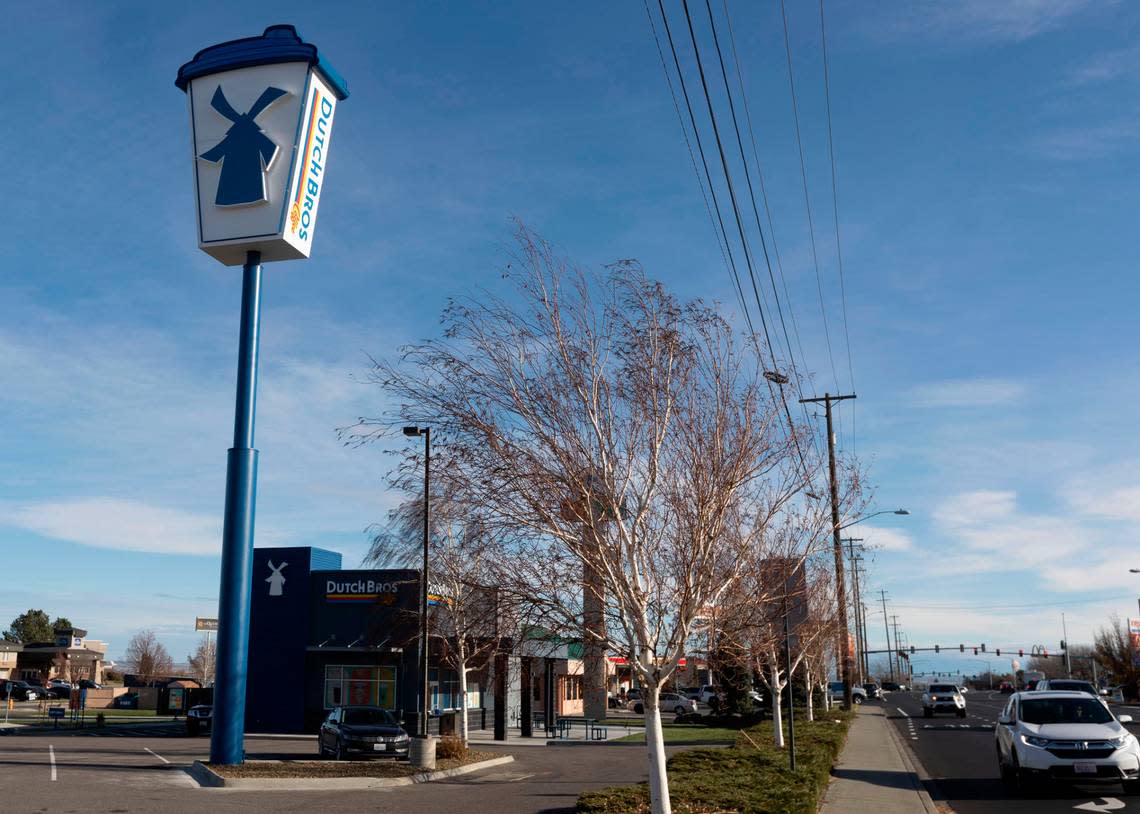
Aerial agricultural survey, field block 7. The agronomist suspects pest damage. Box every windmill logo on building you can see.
[266,560,288,596]
[198,86,289,207]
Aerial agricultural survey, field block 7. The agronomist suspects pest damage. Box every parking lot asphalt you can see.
[0,727,670,813]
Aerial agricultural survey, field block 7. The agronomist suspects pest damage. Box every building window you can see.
[564,676,582,701]
[428,668,461,710]
[323,665,396,710]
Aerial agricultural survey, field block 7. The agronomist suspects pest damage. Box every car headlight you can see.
[1021,734,1050,748]
[1109,733,1135,750]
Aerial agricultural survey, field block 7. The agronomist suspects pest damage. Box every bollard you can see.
[409,735,436,769]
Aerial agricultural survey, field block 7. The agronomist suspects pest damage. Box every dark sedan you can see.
[1,681,43,701]
[318,706,410,760]
[186,704,213,735]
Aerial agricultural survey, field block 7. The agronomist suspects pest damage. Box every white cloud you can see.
[907,378,1027,408]
[1064,43,1140,87]
[870,0,1102,45]
[2,498,222,555]
[860,525,914,552]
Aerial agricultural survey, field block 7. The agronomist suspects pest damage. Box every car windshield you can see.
[1048,681,1096,693]
[342,708,396,726]
[930,685,958,693]
[1020,697,1113,725]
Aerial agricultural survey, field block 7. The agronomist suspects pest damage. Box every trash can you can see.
[409,735,436,769]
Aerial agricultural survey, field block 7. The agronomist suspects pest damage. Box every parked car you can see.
[1000,682,1016,694]
[46,680,72,699]
[862,683,882,699]
[996,691,1140,794]
[629,692,697,715]
[186,704,213,735]
[684,685,720,705]
[1035,679,1103,697]
[78,680,102,690]
[922,683,966,718]
[318,706,410,760]
[828,681,867,705]
[0,681,41,701]
[112,693,139,709]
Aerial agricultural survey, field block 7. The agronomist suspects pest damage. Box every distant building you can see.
[16,627,108,684]
[0,642,22,681]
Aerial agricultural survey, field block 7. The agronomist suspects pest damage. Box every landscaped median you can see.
[578,710,854,814]
[188,751,513,790]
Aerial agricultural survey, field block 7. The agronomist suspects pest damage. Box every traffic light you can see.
[996,648,1001,656]
[960,644,964,653]
[911,646,915,654]
[1061,640,1066,651]
[1044,648,1049,658]
[973,648,978,655]
[1019,649,1024,658]
[981,643,986,653]
[935,644,940,654]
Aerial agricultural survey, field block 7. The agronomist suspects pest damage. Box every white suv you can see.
[995,691,1140,794]
[922,683,966,718]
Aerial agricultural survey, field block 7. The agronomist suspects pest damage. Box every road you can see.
[0,725,666,814]
[885,689,1140,813]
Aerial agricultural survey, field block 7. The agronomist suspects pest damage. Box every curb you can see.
[187,754,515,790]
[880,709,943,814]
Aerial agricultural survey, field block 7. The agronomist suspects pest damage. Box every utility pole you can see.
[879,590,892,682]
[891,616,903,684]
[1062,613,1072,679]
[843,538,864,685]
[800,392,856,709]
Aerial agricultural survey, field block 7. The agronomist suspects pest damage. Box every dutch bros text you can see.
[289,88,336,242]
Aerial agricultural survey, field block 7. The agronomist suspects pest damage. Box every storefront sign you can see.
[195,617,219,631]
[325,579,401,604]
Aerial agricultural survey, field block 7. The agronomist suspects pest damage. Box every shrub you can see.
[437,735,468,760]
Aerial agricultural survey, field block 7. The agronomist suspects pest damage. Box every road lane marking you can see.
[1074,798,1125,812]
[897,707,909,717]
[144,747,170,764]
[49,744,56,781]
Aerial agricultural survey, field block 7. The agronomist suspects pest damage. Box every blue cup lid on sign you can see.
[176,24,348,100]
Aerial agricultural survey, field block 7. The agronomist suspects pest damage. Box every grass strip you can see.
[578,710,854,814]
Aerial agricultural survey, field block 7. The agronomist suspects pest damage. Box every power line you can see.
[675,0,818,485]
[778,0,843,436]
[818,0,856,452]
[649,0,757,339]
[703,0,823,461]
[643,0,750,332]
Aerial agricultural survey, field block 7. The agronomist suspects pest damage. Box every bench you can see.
[555,716,605,740]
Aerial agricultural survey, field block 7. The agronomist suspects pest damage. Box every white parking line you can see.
[897,707,909,717]
[49,744,56,781]
[144,747,169,764]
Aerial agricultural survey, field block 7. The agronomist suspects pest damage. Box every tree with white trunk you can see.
[350,225,813,814]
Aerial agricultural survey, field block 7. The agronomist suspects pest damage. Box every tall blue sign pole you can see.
[211,250,263,764]
[177,25,348,765]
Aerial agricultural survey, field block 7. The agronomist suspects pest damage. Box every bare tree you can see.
[349,226,815,814]
[125,630,173,685]
[1095,615,1140,695]
[187,636,216,686]
[366,487,521,743]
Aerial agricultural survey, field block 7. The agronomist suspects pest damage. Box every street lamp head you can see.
[1130,568,1140,574]
[402,426,423,437]
[894,509,910,515]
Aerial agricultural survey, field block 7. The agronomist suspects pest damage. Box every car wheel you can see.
[674,706,685,715]
[853,695,864,705]
[997,746,1014,786]
[317,737,326,757]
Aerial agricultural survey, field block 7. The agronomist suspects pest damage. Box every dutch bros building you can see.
[246,547,480,733]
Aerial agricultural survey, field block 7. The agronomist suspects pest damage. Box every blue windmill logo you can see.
[198,86,289,207]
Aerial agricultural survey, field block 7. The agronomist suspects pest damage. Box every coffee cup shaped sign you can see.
[176,25,349,265]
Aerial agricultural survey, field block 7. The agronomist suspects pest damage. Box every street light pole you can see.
[843,538,864,684]
[800,392,856,708]
[403,426,431,741]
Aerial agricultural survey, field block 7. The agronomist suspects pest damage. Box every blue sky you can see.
[3,0,1140,674]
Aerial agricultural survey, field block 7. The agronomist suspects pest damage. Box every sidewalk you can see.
[819,705,938,814]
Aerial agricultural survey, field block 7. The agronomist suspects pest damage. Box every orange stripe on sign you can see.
[294,90,322,208]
